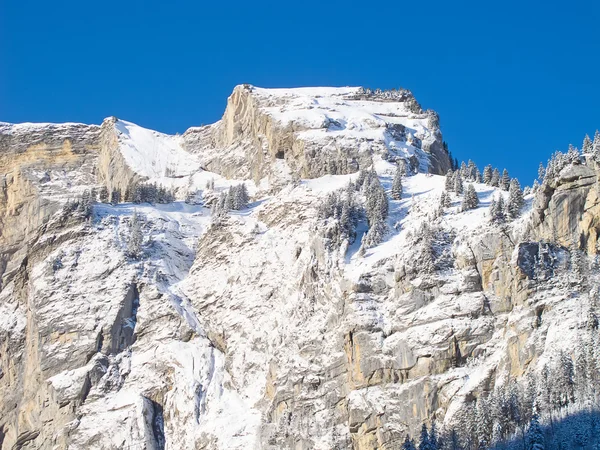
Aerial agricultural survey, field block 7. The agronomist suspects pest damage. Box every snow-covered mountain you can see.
[0,85,598,449]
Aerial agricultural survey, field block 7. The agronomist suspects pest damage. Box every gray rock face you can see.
[530,163,600,252]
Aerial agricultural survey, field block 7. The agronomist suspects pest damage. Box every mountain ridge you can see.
[0,85,598,449]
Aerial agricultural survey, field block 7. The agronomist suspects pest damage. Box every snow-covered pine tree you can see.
[402,435,416,450]
[567,144,580,164]
[570,238,585,283]
[443,191,451,208]
[78,189,93,218]
[445,170,455,192]
[99,186,109,203]
[429,422,438,450]
[460,161,468,179]
[538,163,545,183]
[447,429,460,450]
[461,184,478,211]
[475,396,493,450]
[582,134,593,155]
[507,178,524,219]
[491,168,500,187]
[554,350,575,408]
[526,413,545,450]
[127,211,143,259]
[490,195,506,223]
[467,160,477,181]
[391,166,403,200]
[238,183,249,207]
[483,165,493,185]
[475,168,483,183]
[362,218,386,248]
[575,341,589,405]
[495,195,506,222]
[453,172,464,195]
[224,187,234,211]
[123,185,133,202]
[111,188,121,204]
[365,178,388,224]
[593,130,600,162]
[500,169,510,191]
[439,192,447,211]
[418,424,431,450]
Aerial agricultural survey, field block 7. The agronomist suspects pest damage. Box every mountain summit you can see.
[0,86,599,449]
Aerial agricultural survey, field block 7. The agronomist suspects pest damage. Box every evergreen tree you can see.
[124,184,133,202]
[593,130,600,161]
[402,435,417,450]
[230,184,249,210]
[467,160,477,181]
[78,189,93,218]
[418,424,431,450]
[392,166,403,200]
[490,195,506,223]
[475,168,483,183]
[363,218,387,248]
[445,170,454,192]
[538,163,545,183]
[365,178,388,225]
[567,144,580,164]
[460,161,468,179]
[475,396,492,449]
[500,169,510,191]
[554,350,575,408]
[448,429,460,450]
[491,168,500,187]
[127,211,143,259]
[526,413,544,450]
[570,238,584,282]
[99,186,109,203]
[429,422,438,450]
[111,188,121,204]
[507,178,524,219]
[462,184,479,211]
[483,165,493,185]
[453,172,464,195]
[443,191,451,208]
[439,192,447,212]
[582,134,593,154]
[224,187,234,211]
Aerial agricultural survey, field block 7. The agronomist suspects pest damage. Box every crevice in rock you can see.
[109,283,140,354]
[79,374,92,406]
[150,400,165,450]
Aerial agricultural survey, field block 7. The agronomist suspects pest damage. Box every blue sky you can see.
[1,0,598,184]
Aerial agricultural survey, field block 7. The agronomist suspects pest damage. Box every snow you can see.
[251,86,437,171]
[115,120,201,182]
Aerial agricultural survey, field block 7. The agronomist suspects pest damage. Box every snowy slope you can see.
[115,120,201,181]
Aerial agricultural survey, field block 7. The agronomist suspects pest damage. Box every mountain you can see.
[0,85,598,449]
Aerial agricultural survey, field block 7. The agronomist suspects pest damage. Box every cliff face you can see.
[0,87,595,450]
[183,85,452,185]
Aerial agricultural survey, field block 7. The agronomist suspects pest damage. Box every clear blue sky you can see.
[1,0,598,184]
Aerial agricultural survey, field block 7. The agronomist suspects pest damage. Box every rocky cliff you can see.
[0,86,596,449]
